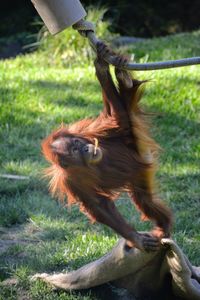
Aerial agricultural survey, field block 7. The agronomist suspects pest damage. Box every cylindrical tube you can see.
[31,0,87,35]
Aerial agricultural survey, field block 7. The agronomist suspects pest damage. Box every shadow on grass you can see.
[29,79,103,114]
[0,87,18,103]
[29,79,101,103]
[29,79,99,91]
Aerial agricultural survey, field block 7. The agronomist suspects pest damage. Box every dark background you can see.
[0,0,200,38]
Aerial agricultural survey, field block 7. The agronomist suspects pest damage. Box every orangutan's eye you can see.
[74,139,81,146]
[72,147,79,153]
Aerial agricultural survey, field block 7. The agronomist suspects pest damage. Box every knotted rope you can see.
[73,19,200,71]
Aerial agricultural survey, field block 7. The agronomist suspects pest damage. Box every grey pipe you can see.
[31,0,86,34]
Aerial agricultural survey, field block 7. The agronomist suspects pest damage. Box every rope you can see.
[73,19,200,71]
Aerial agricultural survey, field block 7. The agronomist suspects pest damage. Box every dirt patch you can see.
[0,278,31,300]
[0,224,43,299]
[0,277,18,286]
[0,223,41,256]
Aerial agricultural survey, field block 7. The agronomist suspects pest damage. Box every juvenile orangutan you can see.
[42,42,172,251]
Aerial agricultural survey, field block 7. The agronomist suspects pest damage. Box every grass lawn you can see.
[0,31,199,299]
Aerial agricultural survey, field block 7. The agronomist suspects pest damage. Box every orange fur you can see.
[42,67,172,237]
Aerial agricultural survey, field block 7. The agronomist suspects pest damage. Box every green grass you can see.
[0,30,200,299]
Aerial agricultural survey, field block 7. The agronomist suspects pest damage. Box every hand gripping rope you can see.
[73,19,200,71]
[31,0,200,71]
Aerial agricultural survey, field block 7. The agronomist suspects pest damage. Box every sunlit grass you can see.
[0,30,199,299]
